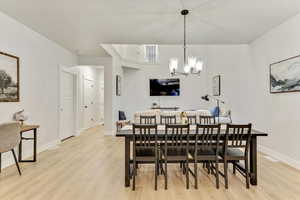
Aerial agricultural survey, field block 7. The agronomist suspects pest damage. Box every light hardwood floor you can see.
[0,126,300,200]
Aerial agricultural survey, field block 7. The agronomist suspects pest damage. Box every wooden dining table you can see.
[116,124,268,187]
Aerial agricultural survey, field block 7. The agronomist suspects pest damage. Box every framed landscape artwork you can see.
[0,52,20,102]
[212,75,221,96]
[270,55,300,94]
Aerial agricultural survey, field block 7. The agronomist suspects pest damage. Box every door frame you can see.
[58,65,79,141]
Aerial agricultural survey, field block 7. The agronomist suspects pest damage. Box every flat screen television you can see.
[150,78,180,96]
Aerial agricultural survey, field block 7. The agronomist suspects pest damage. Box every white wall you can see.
[204,45,253,123]
[0,12,77,166]
[247,13,300,168]
[113,44,145,63]
[122,45,251,120]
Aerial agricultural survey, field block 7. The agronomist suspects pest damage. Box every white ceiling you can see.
[1,0,300,56]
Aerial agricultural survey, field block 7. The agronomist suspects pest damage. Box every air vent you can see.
[144,45,158,64]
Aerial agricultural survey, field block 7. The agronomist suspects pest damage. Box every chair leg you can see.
[155,159,158,191]
[132,169,135,190]
[215,161,220,189]
[157,160,160,176]
[135,163,138,176]
[165,158,168,190]
[132,159,136,191]
[245,159,250,189]
[0,152,2,173]
[233,162,236,174]
[224,160,228,189]
[186,161,189,189]
[183,163,186,174]
[194,160,198,189]
[11,149,21,176]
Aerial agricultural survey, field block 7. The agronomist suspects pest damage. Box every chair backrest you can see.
[160,115,176,125]
[225,123,252,155]
[199,116,216,125]
[195,124,221,152]
[0,122,21,153]
[186,115,197,125]
[140,115,156,124]
[132,124,158,148]
[164,124,190,148]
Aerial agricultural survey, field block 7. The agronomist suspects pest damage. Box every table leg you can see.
[19,128,37,162]
[125,137,130,187]
[18,136,23,162]
[33,128,37,162]
[250,136,258,185]
[0,152,2,173]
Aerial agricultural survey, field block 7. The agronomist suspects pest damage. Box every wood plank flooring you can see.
[0,126,300,200]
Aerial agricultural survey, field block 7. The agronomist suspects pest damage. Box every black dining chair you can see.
[199,115,216,125]
[198,116,217,171]
[140,115,156,125]
[221,123,252,189]
[160,115,177,125]
[186,115,197,125]
[132,124,159,191]
[160,124,190,189]
[188,124,221,189]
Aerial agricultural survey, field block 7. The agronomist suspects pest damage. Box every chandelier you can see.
[169,9,204,76]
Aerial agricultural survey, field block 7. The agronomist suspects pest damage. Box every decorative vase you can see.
[13,109,29,126]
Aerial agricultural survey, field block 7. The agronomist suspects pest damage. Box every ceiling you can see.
[1,0,300,56]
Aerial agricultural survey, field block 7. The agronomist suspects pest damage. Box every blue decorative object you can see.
[210,106,220,117]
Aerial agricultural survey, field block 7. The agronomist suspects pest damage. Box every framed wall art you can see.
[0,51,20,102]
[270,55,300,94]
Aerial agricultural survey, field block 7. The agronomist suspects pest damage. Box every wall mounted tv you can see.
[150,78,180,96]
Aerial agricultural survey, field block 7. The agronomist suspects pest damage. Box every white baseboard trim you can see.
[1,139,61,170]
[258,144,300,170]
[75,128,85,136]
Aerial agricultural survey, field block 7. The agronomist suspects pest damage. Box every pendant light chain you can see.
[184,13,186,66]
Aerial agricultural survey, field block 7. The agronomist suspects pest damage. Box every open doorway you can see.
[59,65,104,141]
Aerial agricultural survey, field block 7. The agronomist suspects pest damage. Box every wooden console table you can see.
[19,125,39,162]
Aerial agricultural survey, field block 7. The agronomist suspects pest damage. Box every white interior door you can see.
[84,79,96,129]
[60,71,75,140]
